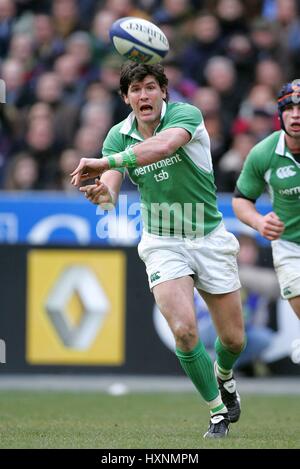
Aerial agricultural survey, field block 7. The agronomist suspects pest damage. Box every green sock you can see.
[215,336,246,379]
[176,340,219,402]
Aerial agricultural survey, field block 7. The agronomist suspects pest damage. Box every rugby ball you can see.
[109,17,169,64]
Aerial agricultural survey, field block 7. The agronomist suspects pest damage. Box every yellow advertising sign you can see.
[26,250,125,365]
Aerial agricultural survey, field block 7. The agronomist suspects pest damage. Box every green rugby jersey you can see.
[236,130,300,244]
[102,101,222,237]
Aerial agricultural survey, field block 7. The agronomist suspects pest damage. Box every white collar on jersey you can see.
[275,130,287,156]
[276,129,300,166]
[119,101,167,140]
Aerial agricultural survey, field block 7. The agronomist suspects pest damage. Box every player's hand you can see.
[79,179,115,208]
[256,211,285,241]
[70,158,107,186]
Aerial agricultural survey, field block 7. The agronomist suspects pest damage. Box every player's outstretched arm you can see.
[71,128,190,187]
[99,128,191,171]
[232,197,285,241]
[129,127,191,166]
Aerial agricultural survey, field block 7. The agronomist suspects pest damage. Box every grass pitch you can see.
[0,391,299,449]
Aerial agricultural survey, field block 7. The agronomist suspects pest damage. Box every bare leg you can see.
[289,296,300,320]
[153,276,197,351]
[154,276,225,415]
[198,289,245,353]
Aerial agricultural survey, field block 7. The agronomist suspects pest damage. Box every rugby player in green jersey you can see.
[71,62,246,438]
[233,80,300,320]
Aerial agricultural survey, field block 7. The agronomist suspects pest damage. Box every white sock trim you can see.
[207,392,228,415]
[216,363,233,381]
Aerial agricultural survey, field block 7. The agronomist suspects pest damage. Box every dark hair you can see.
[120,62,169,101]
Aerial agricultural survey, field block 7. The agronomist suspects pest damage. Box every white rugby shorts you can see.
[272,238,300,299]
[138,222,241,293]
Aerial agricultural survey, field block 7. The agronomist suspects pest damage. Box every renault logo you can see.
[45,266,110,349]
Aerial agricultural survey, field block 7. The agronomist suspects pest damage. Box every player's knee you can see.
[221,333,245,354]
[172,321,198,349]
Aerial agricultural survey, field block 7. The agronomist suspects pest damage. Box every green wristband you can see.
[123,148,137,168]
[107,155,117,168]
[107,148,137,169]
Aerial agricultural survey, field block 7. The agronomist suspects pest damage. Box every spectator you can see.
[91,9,117,67]
[255,58,285,94]
[8,32,36,81]
[99,54,131,125]
[54,148,81,192]
[1,58,28,108]
[0,105,14,183]
[180,12,224,84]
[65,31,98,84]
[84,80,111,102]
[203,111,227,164]
[224,33,255,92]
[250,18,280,62]
[54,53,86,106]
[77,0,97,29]
[4,152,40,190]
[238,83,277,121]
[247,107,277,141]
[74,126,104,158]
[0,0,16,57]
[153,0,192,26]
[215,0,248,38]
[27,102,54,128]
[20,119,62,187]
[204,56,244,136]
[274,0,300,77]
[35,72,79,146]
[52,0,81,39]
[217,132,257,192]
[164,58,198,102]
[192,86,221,117]
[80,102,112,137]
[33,14,64,71]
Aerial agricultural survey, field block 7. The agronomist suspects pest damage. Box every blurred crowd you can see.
[1,0,300,192]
